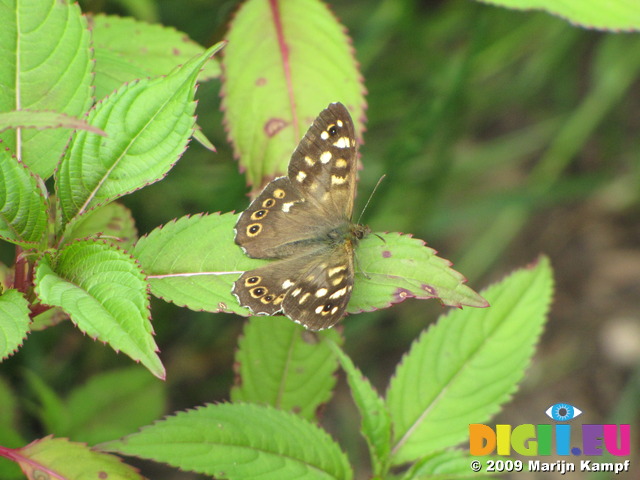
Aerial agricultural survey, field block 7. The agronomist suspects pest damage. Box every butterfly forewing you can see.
[288,103,358,220]
[233,102,363,330]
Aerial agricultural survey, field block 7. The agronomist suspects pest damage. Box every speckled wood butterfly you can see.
[233,102,368,330]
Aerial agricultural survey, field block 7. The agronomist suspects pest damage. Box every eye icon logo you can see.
[545,403,582,421]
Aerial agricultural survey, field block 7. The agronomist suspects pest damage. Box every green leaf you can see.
[0,377,24,479]
[475,0,640,32]
[23,370,69,435]
[65,367,165,445]
[0,0,93,179]
[0,376,25,447]
[89,14,221,100]
[328,342,392,476]
[351,232,488,311]
[135,214,485,320]
[13,436,144,480]
[223,0,366,187]
[101,403,353,480]
[0,110,105,136]
[0,290,30,360]
[133,213,249,315]
[33,240,165,379]
[63,202,138,250]
[231,317,341,421]
[0,149,48,247]
[387,257,553,465]
[56,42,224,225]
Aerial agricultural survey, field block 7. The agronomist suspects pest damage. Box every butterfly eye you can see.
[245,276,261,286]
[327,125,338,136]
[250,287,267,298]
[261,294,275,304]
[273,189,286,199]
[247,224,262,236]
[251,209,268,220]
[262,198,276,208]
[323,303,333,312]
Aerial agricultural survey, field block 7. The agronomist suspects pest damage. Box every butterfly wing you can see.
[234,103,358,259]
[232,242,355,330]
[287,102,358,221]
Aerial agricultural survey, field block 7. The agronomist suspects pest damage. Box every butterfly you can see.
[232,102,369,330]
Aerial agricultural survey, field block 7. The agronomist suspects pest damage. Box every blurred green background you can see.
[2,0,638,478]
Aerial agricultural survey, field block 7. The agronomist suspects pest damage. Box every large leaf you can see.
[351,232,488,311]
[89,14,221,100]
[33,240,164,379]
[134,213,486,320]
[476,0,640,32]
[0,290,30,360]
[101,403,353,480]
[223,0,366,187]
[0,0,93,179]
[0,148,48,247]
[386,257,553,465]
[56,42,224,225]
[9,436,143,480]
[231,317,341,421]
[133,212,251,316]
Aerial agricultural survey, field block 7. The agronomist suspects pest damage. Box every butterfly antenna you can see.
[357,174,386,225]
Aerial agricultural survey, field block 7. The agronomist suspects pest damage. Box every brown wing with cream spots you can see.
[287,102,358,222]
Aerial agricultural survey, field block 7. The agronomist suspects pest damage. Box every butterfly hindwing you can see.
[232,244,355,330]
[281,245,355,330]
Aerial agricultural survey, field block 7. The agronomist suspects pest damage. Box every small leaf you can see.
[10,436,143,480]
[0,110,105,135]
[223,0,366,187]
[0,0,93,179]
[63,202,138,250]
[34,240,165,379]
[387,257,553,464]
[65,367,165,445]
[101,403,353,480]
[328,342,392,476]
[56,42,224,225]
[0,290,30,360]
[0,149,48,247]
[231,317,341,421]
[351,232,488,312]
[133,212,252,316]
[475,0,640,32]
[89,14,221,100]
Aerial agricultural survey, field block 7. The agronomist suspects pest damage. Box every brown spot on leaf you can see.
[394,288,414,301]
[98,472,108,479]
[256,77,267,86]
[382,250,392,258]
[264,117,287,137]
[422,284,437,296]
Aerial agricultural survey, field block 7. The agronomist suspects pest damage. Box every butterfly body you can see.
[233,103,366,330]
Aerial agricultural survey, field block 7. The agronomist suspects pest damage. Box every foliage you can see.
[0,0,636,478]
